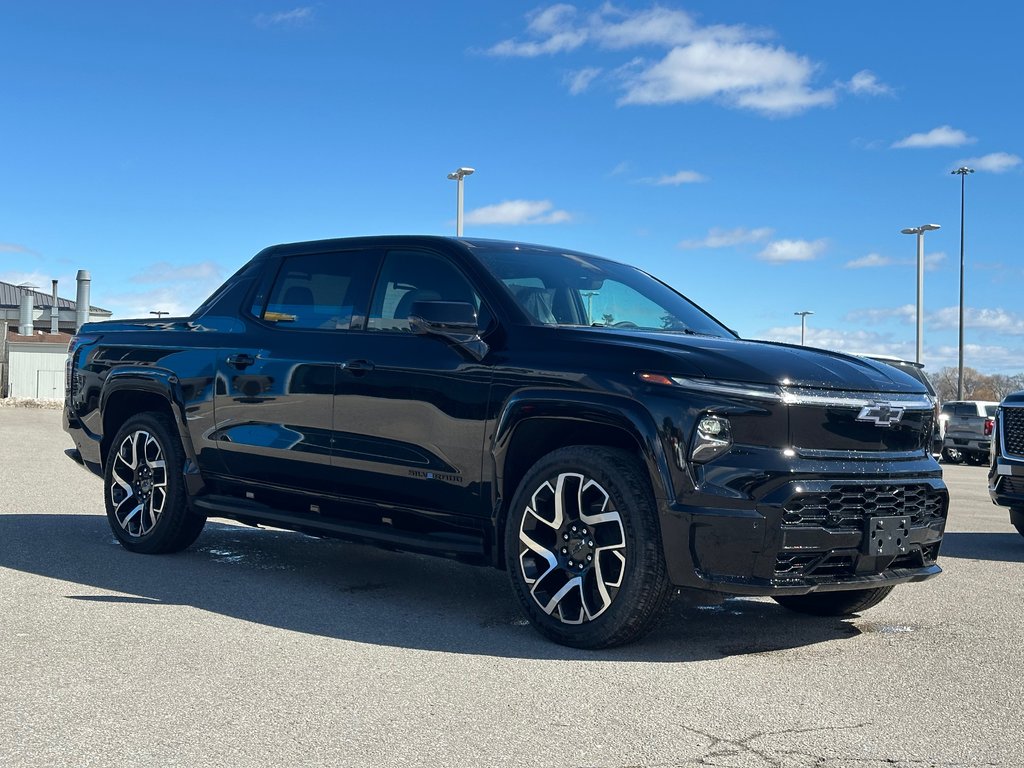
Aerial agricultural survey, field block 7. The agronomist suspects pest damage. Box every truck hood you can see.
[563,328,927,394]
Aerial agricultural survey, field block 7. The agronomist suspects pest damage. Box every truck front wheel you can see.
[104,412,206,554]
[773,586,894,616]
[504,446,670,649]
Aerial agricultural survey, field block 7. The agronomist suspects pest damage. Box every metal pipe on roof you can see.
[51,279,59,334]
[20,292,34,336]
[75,270,91,331]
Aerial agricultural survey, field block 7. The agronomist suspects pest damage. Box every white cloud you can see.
[639,169,708,186]
[464,199,572,226]
[844,305,916,325]
[254,7,313,27]
[891,125,975,149]
[103,287,210,320]
[678,226,773,249]
[618,40,835,115]
[925,252,947,271]
[844,253,892,269]
[565,66,602,94]
[929,306,1024,334]
[0,243,36,255]
[488,5,836,116]
[757,238,826,263]
[130,261,223,284]
[958,152,1022,174]
[488,4,588,56]
[608,161,630,176]
[758,324,913,359]
[0,271,57,290]
[846,70,892,96]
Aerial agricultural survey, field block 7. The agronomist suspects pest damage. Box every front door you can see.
[330,248,493,516]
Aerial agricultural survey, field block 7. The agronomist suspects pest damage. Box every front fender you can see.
[491,388,675,507]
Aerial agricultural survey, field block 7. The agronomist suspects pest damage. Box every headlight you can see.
[691,414,732,463]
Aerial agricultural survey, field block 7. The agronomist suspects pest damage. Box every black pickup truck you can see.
[988,390,1024,538]
[64,236,947,647]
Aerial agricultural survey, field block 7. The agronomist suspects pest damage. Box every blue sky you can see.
[2,2,1022,373]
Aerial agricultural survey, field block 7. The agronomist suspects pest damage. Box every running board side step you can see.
[191,495,484,557]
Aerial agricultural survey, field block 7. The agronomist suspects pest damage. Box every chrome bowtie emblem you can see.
[856,403,905,427]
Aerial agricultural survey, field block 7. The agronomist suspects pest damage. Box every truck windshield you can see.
[474,246,734,338]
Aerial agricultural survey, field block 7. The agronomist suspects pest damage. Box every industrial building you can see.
[0,271,110,399]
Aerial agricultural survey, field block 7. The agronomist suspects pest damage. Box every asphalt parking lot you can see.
[1,407,1022,768]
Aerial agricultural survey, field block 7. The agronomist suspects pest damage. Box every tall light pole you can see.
[447,166,475,237]
[900,223,941,365]
[149,310,169,319]
[951,166,974,399]
[794,310,814,346]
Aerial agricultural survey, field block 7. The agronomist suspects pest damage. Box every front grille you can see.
[775,553,855,577]
[1002,407,1024,458]
[783,483,946,529]
[998,476,1024,495]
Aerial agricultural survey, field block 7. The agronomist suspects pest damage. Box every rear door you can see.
[212,248,381,494]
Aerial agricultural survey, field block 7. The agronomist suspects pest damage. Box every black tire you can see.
[941,447,962,464]
[504,446,671,649]
[773,586,894,616]
[103,412,206,554]
[1011,508,1024,539]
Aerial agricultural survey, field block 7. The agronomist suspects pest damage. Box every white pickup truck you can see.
[939,400,999,464]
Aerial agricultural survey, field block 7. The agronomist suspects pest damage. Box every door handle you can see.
[226,353,256,369]
[341,359,375,373]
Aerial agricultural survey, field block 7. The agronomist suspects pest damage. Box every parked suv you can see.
[63,236,947,647]
[939,400,998,464]
[988,391,1024,538]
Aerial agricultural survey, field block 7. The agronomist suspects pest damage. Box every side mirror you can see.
[409,300,479,333]
[408,301,489,360]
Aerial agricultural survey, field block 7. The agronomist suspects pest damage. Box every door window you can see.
[367,250,480,332]
[258,250,380,330]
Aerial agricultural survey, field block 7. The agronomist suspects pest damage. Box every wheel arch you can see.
[100,368,197,471]
[489,391,673,568]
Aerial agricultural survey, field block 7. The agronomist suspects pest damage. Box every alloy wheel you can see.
[517,472,626,624]
[109,430,168,537]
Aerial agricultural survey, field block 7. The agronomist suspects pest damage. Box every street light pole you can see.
[149,310,169,319]
[794,310,813,346]
[951,166,974,399]
[447,167,475,237]
[900,223,941,365]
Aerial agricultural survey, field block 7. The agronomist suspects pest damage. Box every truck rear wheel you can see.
[104,412,206,554]
[773,586,894,616]
[504,446,670,649]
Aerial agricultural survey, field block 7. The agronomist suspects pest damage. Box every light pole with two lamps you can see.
[447,166,475,237]
[794,310,814,346]
[951,166,974,399]
[900,223,940,365]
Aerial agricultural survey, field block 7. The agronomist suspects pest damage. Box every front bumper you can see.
[658,447,947,595]
[989,453,1024,510]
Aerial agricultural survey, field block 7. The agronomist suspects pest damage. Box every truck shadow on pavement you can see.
[4,513,868,662]
[934,531,1024,563]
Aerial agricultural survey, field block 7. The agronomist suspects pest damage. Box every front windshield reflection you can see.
[474,246,734,338]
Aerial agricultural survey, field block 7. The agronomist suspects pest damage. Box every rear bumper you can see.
[63,408,103,477]
[944,437,990,454]
[658,448,947,596]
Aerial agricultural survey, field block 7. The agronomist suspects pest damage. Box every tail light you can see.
[984,417,994,437]
[65,333,99,397]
